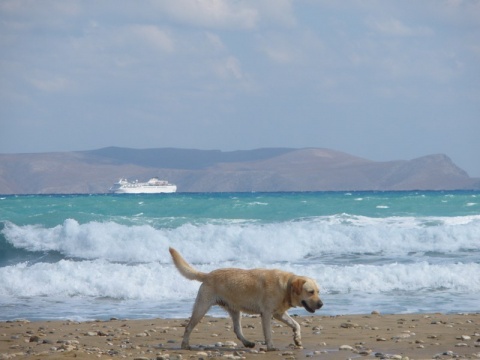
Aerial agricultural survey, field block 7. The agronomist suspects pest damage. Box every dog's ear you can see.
[292,278,306,295]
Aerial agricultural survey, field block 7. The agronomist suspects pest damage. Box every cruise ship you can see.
[109,177,177,194]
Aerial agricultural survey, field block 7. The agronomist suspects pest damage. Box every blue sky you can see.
[1,0,479,176]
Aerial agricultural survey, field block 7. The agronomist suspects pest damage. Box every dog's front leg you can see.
[274,312,302,348]
[261,313,278,351]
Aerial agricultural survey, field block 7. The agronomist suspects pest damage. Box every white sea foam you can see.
[2,215,480,263]
[1,260,478,301]
[3,220,168,263]
[0,260,181,299]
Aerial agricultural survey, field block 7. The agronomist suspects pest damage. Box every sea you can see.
[0,191,479,322]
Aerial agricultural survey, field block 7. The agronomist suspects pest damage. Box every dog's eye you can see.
[308,290,315,295]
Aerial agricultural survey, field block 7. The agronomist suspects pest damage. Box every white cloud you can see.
[255,0,296,27]
[152,0,296,30]
[368,18,433,37]
[0,0,81,31]
[263,46,295,64]
[205,32,226,51]
[0,0,80,16]
[219,56,243,80]
[30,76,70,92]
[129,25,174,53]
[259,33,297,64]
[154,0,259,30]
[258,30,325,66]
[212,56,251,86]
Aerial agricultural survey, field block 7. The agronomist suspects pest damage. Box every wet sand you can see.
[1,313,479,359]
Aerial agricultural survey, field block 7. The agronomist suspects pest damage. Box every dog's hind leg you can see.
[182,284,214,350]
[273,312,302,347]
[226,309,255,348]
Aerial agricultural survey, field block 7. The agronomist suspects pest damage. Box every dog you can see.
[169,247,323,351]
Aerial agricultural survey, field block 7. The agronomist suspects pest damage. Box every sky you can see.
[1,1,479,176]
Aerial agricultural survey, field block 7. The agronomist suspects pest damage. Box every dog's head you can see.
[291,277,323,313]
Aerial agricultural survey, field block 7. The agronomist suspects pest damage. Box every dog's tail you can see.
[169,247,208,282]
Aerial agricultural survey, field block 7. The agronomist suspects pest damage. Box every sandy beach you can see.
[1,313,479,359]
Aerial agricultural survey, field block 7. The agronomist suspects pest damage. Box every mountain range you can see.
[0,147,478,194]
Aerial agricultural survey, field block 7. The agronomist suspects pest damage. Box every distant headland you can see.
[0,147,478,194]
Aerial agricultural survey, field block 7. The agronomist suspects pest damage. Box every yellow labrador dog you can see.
[169,247,323,351]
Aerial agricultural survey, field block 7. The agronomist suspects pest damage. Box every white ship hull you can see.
[112,185,177,194]
[110,178,177,194]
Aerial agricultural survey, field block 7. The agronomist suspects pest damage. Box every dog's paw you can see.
[181,342,191,350]
[243,341,256,348]
[294,337,302,347]
[266,346,280,352]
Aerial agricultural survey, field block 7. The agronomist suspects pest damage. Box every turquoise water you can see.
[1,191,479,320]
[2,191,478,226]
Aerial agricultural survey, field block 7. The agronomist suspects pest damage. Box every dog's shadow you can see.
[165,345,257,352]
[165,344,299,353]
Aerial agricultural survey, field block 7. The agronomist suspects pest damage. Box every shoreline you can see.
[1,313,479,359]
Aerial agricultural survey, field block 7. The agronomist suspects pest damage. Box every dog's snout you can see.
[317,300,323,309]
